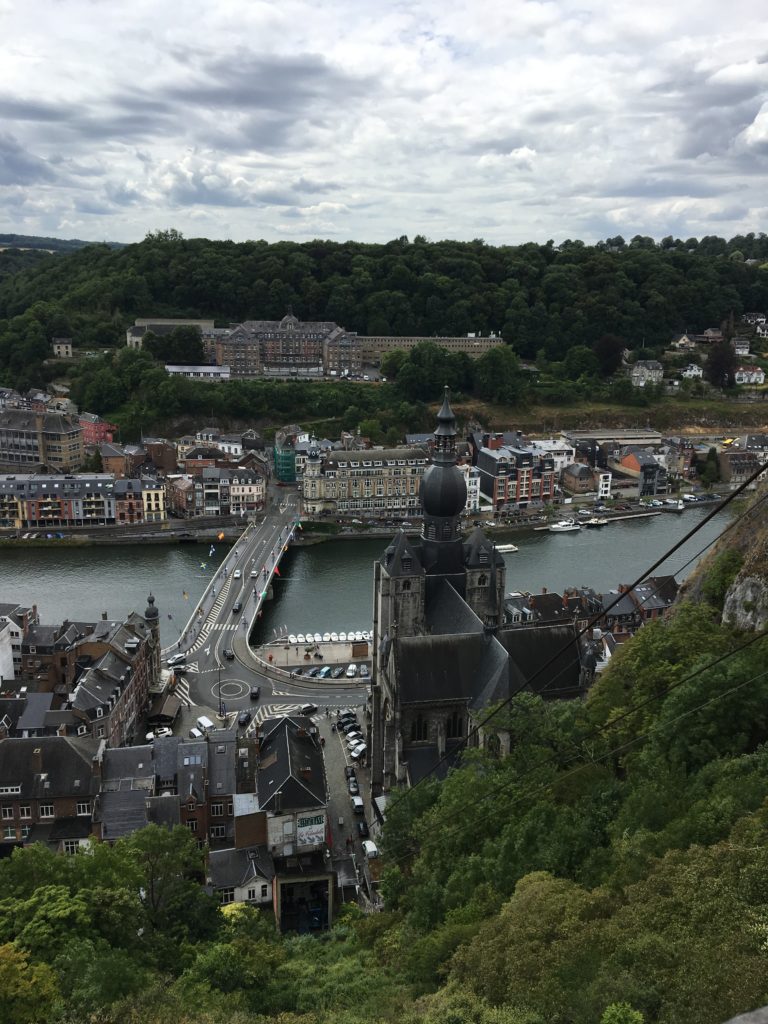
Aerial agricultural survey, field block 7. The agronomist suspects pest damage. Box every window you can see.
[1,806,13,819]
[446,710,463,739]
[211,802,224,816]
[39,804,54,818]
[19,806,30,819]
[411,714,428,742]
[186,819,198,833]
[63,839,79,856]
[210,825,225,839]
[3,825,15,840]
[247,887,257,901]
[20,826,30,839]
[261,884,268,898]
[187,799,196,811]
[76,802,91,816]
[227,801,233,815]
[219,888,235,905]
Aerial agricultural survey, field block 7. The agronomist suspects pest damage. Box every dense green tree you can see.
[705,341,737,388]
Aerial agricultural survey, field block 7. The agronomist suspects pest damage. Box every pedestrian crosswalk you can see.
[172,677,195,707]
[210,623,237,631]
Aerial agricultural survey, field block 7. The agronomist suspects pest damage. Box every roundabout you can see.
[212,677,250,700]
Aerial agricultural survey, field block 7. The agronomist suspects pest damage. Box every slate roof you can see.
[0,736,99,798]
[257,716,325,812]
[381,530,424,577]
[16,692,54,732]
[463,527,504,569]
[208,845,275,889]
[402,741,464,784]
[425,579,484,636]
[394,632,507,705]
[208,734,237,801]
[496,623,584,700]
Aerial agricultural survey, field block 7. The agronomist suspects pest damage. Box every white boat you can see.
[296,633,306,644]
[496,543,519,553]
[549,519,581,533]
[584,518,608,528]
[313,632,323,643]
[339,632,347,642]
[362,630,371,641]
[322,632,331,642]
[331,632,339,642]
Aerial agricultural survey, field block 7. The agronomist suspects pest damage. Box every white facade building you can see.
[0,616,17,683]
[461,464,481,512]
[680,364,703,379]
[165,364,231,381]
[529,439,577,476]
[596,471,612,500]
[735,366,766,385]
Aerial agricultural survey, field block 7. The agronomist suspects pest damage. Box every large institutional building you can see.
[369,390,591,795]
[130,314,504,379]
[301,447,429,517]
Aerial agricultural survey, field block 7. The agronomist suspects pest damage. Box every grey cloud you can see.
[0,96,80,122]
[73,197,115,215]
[0,133,56,185]
[167,50,372,114]
[598,176,734,199]
[105,182,144,206]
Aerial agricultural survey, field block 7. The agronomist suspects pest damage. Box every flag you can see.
[217,531,225,540]
[274,566,281,577]
[183,591,189,600]
[167,613,172,620]
[296,521,303,530]
[261,591,267,598]
[209,545,215,557]
[200,562,207,571]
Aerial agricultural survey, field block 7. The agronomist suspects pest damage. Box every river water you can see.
[0,507,730,644]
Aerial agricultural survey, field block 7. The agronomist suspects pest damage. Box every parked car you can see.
[223,648,235,660]
[318,666,332,678]
[346,664,358,678]
[308,667,321,678]
[250,685,260,700]
[332,666,346,678]
[351,795,364,814]
[344,765,357,780]
[238,710,252,727]
[362,839,379,859]
[348,778,360,795]
[359,664,370,678]
[357,820,370,838]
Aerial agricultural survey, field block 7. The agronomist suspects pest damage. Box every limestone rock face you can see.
[723,575,768,631]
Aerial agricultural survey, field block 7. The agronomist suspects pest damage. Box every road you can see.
[165,491,369,732]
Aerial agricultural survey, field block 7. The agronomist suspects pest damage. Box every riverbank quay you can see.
[0,514,249,547]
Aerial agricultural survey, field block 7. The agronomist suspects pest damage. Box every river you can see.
[0,507,730,644]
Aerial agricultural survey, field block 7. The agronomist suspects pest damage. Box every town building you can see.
[0,474,167,529]
[460,464,481,512]
[475,444,556,509]
[732,336,751,357]
[370,390,590,794]
[254,714,332,930]
[301,446,428,517]
[0,736,100,853]
[608,448,668,497]
[79,412,117,446]
[528,439,577,477]
[99,442,146,478]
[0,409,84,472]
[630,360,664,387]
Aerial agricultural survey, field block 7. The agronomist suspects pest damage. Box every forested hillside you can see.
[3,492,768,1024]
[2,230,768,432]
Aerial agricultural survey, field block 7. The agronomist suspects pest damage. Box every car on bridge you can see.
[234,569,242,578]
[232,601,242,614]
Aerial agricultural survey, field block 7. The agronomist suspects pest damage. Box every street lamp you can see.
[217,664,224,719]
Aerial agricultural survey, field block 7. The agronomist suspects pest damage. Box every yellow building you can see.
[141,480,167,522]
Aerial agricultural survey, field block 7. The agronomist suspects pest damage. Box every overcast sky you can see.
[1,0,767,246]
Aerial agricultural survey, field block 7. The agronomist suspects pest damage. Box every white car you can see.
[166,653,186,667]
[233,569,241,579]
[359,664,370,678]
[362,840,379,859]
[350,744,367,760]
[351,795,364,814]
[346,664,358,678]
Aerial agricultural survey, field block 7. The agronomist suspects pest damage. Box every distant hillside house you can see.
[165,365,231,381]
[735,366,766,385]
[630,360,664,388]
[731,336,751,357]
[51,338,72,358]
[680,363,703,379]
[127,319,216,350]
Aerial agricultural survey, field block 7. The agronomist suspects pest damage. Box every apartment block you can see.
[302,447,428,517]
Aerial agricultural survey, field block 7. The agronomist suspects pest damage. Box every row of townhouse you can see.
[0,474,166,529]
[0,714,333,930]
[166,466,265,518]
[0,409,84,473]
[0,595,160,746]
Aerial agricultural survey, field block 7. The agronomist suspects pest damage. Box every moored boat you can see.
[549,519,581,533]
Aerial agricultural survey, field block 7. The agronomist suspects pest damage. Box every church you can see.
[370,389,591,795]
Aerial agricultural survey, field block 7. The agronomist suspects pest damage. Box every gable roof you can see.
[257,717,325,811]
[381,529,424,577]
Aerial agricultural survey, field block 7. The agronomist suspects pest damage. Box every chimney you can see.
[300,766,312,780]
[563,591,569,608]
[32,747,43,774]
[542,586,547,595]
[101,611,108,620]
